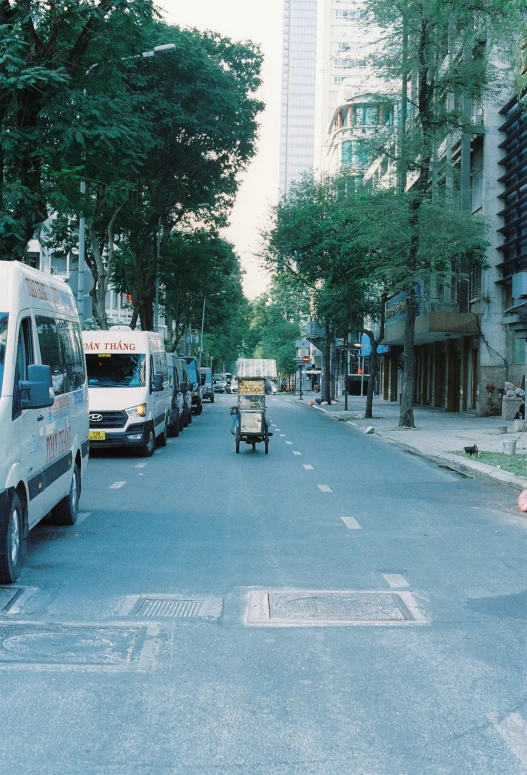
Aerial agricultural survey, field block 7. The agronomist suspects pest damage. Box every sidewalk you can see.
[279,392,527,491]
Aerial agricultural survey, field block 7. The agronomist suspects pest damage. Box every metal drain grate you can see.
[134,599,204,618]
[269,592,413,621]
[0,588,23,612]
[247,590,429,626]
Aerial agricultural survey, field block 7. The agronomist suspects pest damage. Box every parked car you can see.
[178,358,193,425]
[183,356,203,415]
[213,377,226,393]
[200,367,214,403]
[0,261,90,582]
[83,327,169,456]
[166,353,185,435]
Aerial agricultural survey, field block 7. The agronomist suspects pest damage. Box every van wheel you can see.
[183,410,189,428]
[188,409,193,425]
[140,424,156,457]
[179,412,184,431]
[0,492,23,584]
[169,413,180,437]
[52,463,80,526]
[210,395,215,404]
[157,419,168,447]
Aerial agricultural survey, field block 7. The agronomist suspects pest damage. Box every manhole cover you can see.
[270,592,412,621]
[247,590,429,626]
[134,599,204,618]
[0,625,146,665]
[0,588,23,612]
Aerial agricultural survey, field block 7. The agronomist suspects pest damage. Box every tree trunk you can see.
[139,301,154,332]
[365,339,378,420]
[130,305,139,330]
[399,296,418,428]
[323,328,332,404]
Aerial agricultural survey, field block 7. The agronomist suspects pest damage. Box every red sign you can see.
[302,355,310,363]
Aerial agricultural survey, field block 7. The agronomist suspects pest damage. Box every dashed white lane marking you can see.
[293,451,302,455]
[279,434,286,437]
[341,517,362,530]
[285,441,293,445]
[317,484,332,493]
[383,573,409,588]
[303,464,314,470]
[275,428,281,431]
[109,481,126,489]
[76,512,92,525]
[135,463,147,469]
[487,713,527,767]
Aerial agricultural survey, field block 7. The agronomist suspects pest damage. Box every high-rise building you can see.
[315,0,378,172]
[280,0,318,195]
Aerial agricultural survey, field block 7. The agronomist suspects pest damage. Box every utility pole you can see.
[77,180,86,327]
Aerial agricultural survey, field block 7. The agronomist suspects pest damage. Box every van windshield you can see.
[86,353,146,387]
[0,313,7,394]
[186,359,198,384]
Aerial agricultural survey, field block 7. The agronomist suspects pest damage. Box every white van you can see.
[0,261,89,583]
[82,328,169,456]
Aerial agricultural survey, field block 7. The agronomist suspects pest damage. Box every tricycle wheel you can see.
[265,429,269,454]
[235,426,240,453]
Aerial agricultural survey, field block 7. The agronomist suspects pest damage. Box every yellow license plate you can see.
[89,430,106,441]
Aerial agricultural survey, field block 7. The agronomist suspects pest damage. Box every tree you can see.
[264,173,387,406]
[113,23,263,331]
[0,0,154,260]
[364,0,522,426]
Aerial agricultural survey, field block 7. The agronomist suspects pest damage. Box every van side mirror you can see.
[152,374,164,392]
[19,364,54,409]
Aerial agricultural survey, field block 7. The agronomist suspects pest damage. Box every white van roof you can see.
[0,260,78,318]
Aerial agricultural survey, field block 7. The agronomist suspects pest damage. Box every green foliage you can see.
[0,0,155,259]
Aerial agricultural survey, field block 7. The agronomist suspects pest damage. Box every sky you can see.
[161,0,284,299]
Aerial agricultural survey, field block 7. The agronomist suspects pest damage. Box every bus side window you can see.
[13,317,34,419]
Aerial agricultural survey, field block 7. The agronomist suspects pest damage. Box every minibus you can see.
[0,261,89,582]
[82,327,169,456]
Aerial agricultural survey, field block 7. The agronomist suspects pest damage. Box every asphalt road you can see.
[0,394,526,775]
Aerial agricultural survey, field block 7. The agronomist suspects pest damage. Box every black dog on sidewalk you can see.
[463,444,479,456]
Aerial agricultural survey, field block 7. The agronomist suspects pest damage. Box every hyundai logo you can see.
[90,413,103,423]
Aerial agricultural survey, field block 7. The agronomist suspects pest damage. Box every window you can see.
[341,139,369,166]
[469,264,482,303]
[0,313,7,395]
[36,316,86,395]
[12,317,34,418]
[86,353,146,388]
[335,9,359,19]
[514,336,525,365]
[353,105,378,125]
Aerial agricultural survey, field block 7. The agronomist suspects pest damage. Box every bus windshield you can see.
[85,353,146,387]
[0,313,7,394]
